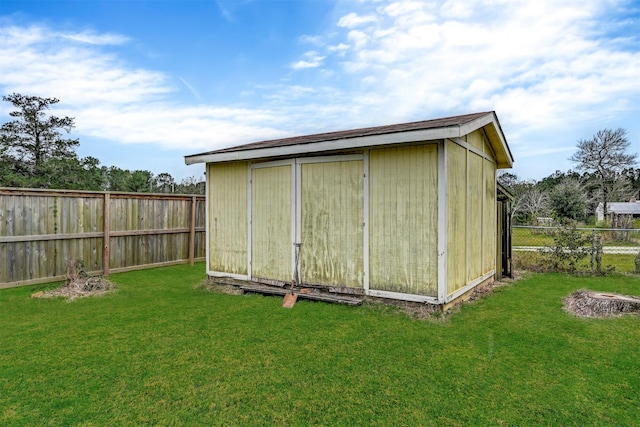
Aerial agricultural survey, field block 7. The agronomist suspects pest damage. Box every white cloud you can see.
[290,50,326,70]
[0,23,288,151]
[299,34,325,45]
[60,30,129,45]
[347,29,369,49]
[337,12,378,28]
[328,43,350,52]
[318,0,640,134]
[1,0,638,181]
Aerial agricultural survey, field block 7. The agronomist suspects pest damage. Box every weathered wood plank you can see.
[0,188,205,288]
[103,193,111,276]
[238,283,364,306]
[189,196,196,265]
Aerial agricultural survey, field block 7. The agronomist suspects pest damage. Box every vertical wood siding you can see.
[207,162,248,275]
[467,130,485,151]
[483,159,497,274]
[300,161,363,287]
[467,152,484,281]
[447,141,468,294]
[369,145,438,296]
[447,134,498,296]
[251,165,292,282]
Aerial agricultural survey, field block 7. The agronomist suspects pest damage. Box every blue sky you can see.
[1,0,638,183]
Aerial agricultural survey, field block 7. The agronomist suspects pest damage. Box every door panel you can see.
[251,165,292,282]
[300,161,364,288]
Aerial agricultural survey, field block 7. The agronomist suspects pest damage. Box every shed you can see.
[595,199,640,224]
[185,111,514,305]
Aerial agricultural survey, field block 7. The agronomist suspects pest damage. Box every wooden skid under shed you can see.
[210,278,364,306]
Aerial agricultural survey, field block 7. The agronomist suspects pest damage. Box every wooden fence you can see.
[0,187,206,288]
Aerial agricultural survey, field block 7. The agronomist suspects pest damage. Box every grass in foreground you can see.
[1,264,639,426]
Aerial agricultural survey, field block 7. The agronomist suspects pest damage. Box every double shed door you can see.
[250,156,364,288]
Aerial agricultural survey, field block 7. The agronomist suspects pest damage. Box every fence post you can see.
[590,229,595,274]
[103,192,110,277]
[189,196,196,266]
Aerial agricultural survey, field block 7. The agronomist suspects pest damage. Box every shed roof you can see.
[185,111,514,168]
[606,202,640,215]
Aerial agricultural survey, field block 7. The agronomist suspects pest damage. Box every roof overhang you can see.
[185,111,514,168]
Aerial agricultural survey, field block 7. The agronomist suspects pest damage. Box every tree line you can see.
[0,93,204,194]
[1,93,637,209]
[499,126,638,226]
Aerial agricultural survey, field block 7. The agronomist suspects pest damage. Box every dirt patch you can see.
[32,259,116,301]
[563,289,640,318]
[201,278,244,295]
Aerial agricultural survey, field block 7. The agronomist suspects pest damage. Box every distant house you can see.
[185,111,514,306]
[596,198,640,224]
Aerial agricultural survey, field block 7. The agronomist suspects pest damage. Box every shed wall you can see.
[251,164,292,281]
[467,130,484,151]
[300,160,364,287]
[467,152,484,281]
[369,145,438,296]
[483,159,497,274]
[207,162,248,275]
[446,136,498,296]
[447,142,468,294]
[203,131,502,302]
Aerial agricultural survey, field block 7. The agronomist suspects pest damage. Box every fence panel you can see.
[513,225,640,273]
[0,188,206,288]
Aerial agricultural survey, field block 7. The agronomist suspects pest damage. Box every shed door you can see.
[299,160,364,288]
[251,163,293,282]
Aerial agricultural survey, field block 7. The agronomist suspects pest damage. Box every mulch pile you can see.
[32,259,116,301]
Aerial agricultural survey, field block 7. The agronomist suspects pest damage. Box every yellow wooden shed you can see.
[185,111,514,305]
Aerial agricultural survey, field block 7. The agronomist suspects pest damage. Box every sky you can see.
[0,0,638,183]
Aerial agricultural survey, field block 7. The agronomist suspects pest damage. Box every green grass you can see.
[513,227,558,246]
[513,227,640,248]
[514,252,637,273]
[1,264,639,426]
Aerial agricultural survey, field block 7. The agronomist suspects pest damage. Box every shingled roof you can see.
[605,201,640,215]
[185,111,514,168]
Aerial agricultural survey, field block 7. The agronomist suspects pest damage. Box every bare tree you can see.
[570,128,637,217]
[520,187,551,224]
[498,172,537,224]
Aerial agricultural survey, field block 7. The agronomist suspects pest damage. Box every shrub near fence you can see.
[513,225,640,273]
[0,187,206,288]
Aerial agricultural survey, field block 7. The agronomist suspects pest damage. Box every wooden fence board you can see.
[0,188,206,288]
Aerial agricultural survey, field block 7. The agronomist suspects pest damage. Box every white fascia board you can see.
[458,113,496,136]
[184,127,461,165]
[460,114,513,168]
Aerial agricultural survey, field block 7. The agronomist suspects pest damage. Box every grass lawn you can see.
[1,263,639,426]
[513,227,640,248]
[514,252,637,274]
[512,227,558,247]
